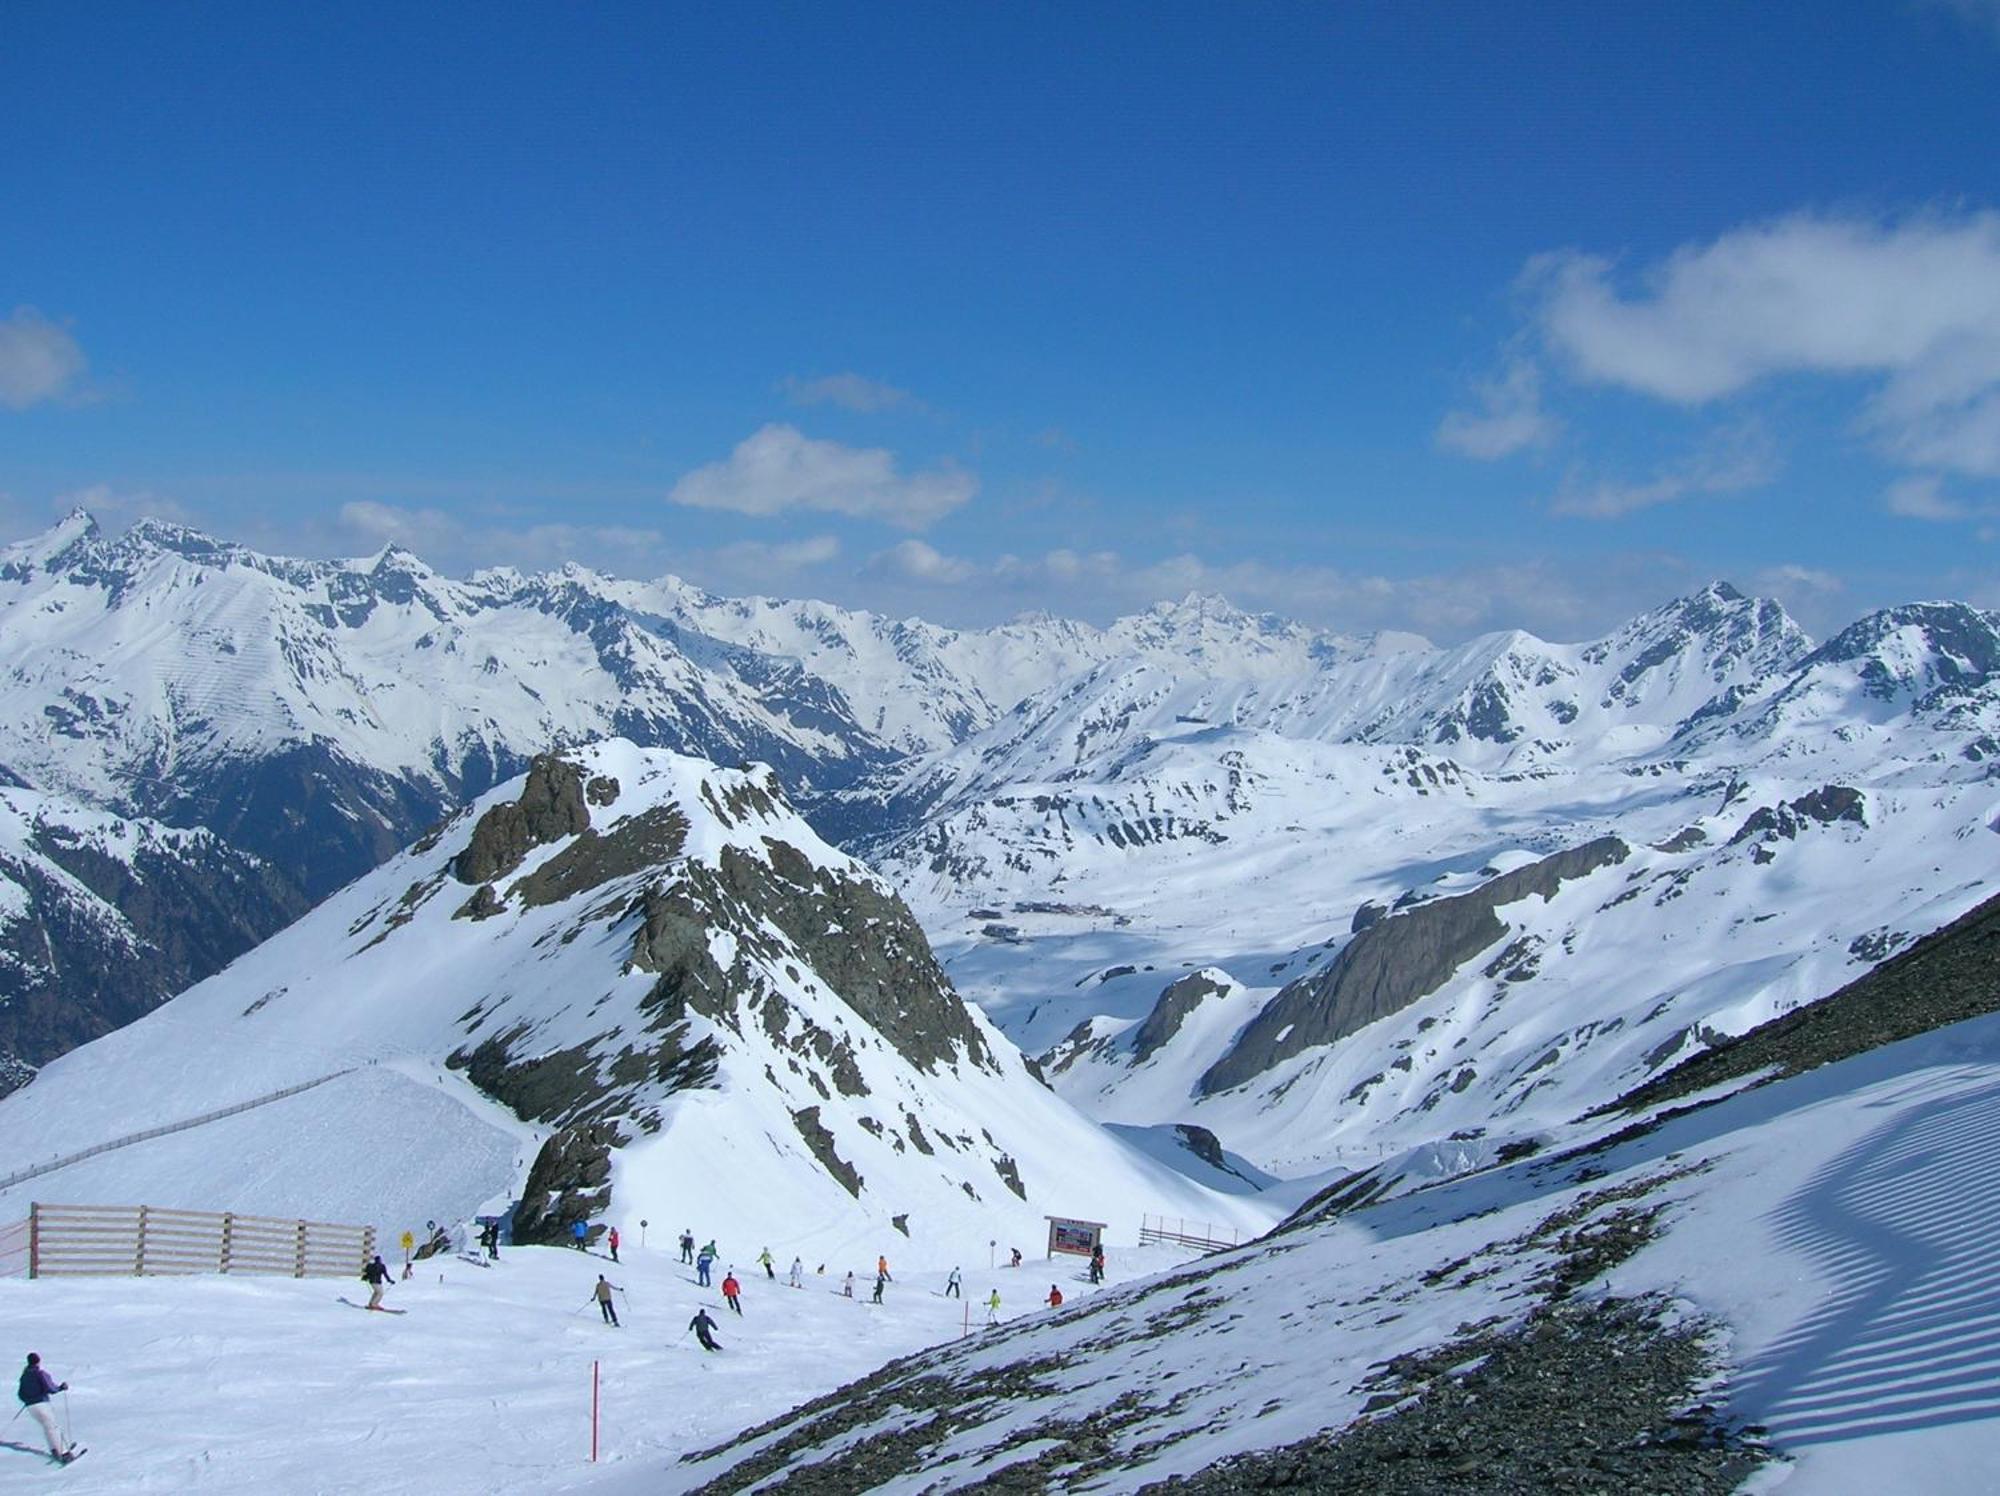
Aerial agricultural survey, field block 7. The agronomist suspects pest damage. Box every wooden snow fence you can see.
[24,1202,376,1280]
[1138,1213,1243,1253]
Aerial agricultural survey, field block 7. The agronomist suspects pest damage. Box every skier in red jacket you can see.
[721,1271,743,1314]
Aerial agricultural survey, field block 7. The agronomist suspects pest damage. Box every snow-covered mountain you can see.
[0,512,902,899]
[0,741,1273,1262]
[6,507,1998,1207]
[0,786,303,1095]
[0,513,1399,900]
[879,586,2000,1178]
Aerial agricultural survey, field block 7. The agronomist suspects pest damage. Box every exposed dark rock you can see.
[792,1105,863,1197]
[1728,784,1865,846]
[510,804,690,909]
[1173,1123,1227,1169]
[1350,900,1387,934]
[451,753,591,885]
[1131,972,1230,1064]
[453,884,504,921]
[993,1153,1026,1199]
[513,1121,625,1245]
[450,1027,608,1126]
[1200,837,1629,1094]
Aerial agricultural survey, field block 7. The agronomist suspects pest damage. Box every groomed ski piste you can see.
[9,1002,2000,1491]
[0,1235,1191,1492]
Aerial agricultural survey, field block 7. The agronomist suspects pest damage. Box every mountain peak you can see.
[2,508,101,575]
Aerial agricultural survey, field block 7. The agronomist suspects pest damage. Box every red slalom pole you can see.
[591,1359,600,1462]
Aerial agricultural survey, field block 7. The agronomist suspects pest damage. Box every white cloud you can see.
[668,424,975,530]
[1549,427,1778,520]
[1884,474,1968,521]
[1437,359,1558,459]
[1752,563,1844,598]
[1525,210,2000,477]
[712,534,842,576]
[338,500,464,553]
[780,373,919,414]
[867,539,977,584]
[0,307,88,409]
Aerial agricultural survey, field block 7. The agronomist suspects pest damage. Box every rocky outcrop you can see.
[1727,784,1866,846]
[1131,971,1231,1064]
[451,754,593,885]
[513,1121,624,1245]
[1199,837,1629,1094]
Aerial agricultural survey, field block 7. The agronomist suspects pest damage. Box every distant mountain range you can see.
[1,510,1995,1201]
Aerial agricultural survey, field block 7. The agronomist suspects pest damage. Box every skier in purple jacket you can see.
[16,1353,76,1463]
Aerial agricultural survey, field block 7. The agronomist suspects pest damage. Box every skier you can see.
[1046,1284,1064,1308]
[721,1271,743,1315]
[701,1238,718,1265]
[608,1225,620,1264]
[871,1271,886,1305]
[788,1256,803,1288]
[480,1220,501,1261]
[877,1254,892,1282]
[16,1353,76,1464]
[758,1246,775,1280]
[985,1288,1002,1325]
[842,1271,854,1298]
[945,1266,962,1299]
[1009,1247,1022,1268]
[570,1219,589,1252]
[594,1275,621,1327]
[695,1247,714,1287]
[1089,1244,1105,1285]
[362,1254,395,1310]
[689,1306,722,1352]
[679,1228,695,1264]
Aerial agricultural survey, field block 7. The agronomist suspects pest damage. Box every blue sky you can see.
[4,1,1999,641]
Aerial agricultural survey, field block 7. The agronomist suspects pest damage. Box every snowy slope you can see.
[9,901,2000,1492]
[649,978,2000,1494]
[0,741,1274,1266]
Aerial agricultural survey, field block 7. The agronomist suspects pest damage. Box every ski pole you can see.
[61,1387,73,1447]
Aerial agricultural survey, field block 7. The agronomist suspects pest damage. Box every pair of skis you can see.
[336,1296,408,1315]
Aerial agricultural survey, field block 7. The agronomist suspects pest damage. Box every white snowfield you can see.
[0,740,1274,1266]
[0,1239,1175,1493]
[8,1004,2000,1491]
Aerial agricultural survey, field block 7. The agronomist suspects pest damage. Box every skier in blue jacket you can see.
[17,1353,76,1464]
[571,1219,589,1251]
